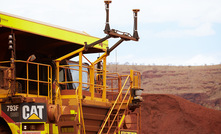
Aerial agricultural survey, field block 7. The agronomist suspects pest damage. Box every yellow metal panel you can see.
[8,123,20,134]
[0,12,108,50]
[70,110,77,114]
[45,123,49,134]
[53,124,59,134]
[61,95,77,99]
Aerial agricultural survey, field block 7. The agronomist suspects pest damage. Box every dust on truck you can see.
[0,1,143,134]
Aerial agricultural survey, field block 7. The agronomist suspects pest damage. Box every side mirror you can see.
[27,54,36,62]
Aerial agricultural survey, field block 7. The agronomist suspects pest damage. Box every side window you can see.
[59,69,65,82]
[68,62,89,91]
[59,68,75,90]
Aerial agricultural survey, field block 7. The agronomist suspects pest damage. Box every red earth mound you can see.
[141,94,221,134]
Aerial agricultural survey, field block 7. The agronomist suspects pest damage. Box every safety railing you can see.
[98,75,131,134]
[106,73,131,103]
[130,70,141,89]
[95,68,106,93]
[57,61,141,102]
[105,73,120,101]
[97,70,142,133]
[55,49,106,100]
[55,48,141,104]
[0,60,52,103]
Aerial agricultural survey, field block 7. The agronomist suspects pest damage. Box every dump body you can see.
[0,10,142,134]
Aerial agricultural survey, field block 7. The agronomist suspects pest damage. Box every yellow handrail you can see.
[107,86,131,134]
[0,60,52,103]
[116,94,132,133]
[79,97,86,134]
[98,75,130,134]
[75,87,86,134]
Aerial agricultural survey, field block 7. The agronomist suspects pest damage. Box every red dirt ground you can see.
[141,94,221,134]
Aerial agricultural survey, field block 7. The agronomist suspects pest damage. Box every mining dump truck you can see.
[0,1,143,134]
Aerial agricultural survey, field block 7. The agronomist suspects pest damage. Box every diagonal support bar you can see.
[107,39,124,55]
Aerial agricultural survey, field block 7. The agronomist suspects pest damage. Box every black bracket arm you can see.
[85,1,140,55]
[84,35,111,51]
[107,39,124,55]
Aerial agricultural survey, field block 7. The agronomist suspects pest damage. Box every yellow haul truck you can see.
[0,1,143,134]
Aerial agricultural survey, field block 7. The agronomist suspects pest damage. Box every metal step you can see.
[85,125,100,132]
[84,113,106,121]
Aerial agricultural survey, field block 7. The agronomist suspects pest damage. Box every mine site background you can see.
[107,64,221,110]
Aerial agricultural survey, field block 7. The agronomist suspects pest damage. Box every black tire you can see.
[0,117,12,134]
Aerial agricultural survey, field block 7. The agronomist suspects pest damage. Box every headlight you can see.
[135,89,143,96]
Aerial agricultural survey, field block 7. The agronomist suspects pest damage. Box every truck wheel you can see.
[0,117,12,134]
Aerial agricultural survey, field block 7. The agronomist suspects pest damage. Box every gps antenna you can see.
[104,0,112,33]
[133,9,140,40]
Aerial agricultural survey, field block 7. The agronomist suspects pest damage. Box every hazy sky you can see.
[1,0,221,65]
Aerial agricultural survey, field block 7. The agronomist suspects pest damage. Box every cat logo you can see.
[21,103,46,121]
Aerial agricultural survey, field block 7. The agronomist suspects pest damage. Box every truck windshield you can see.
[68,62,89,91]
